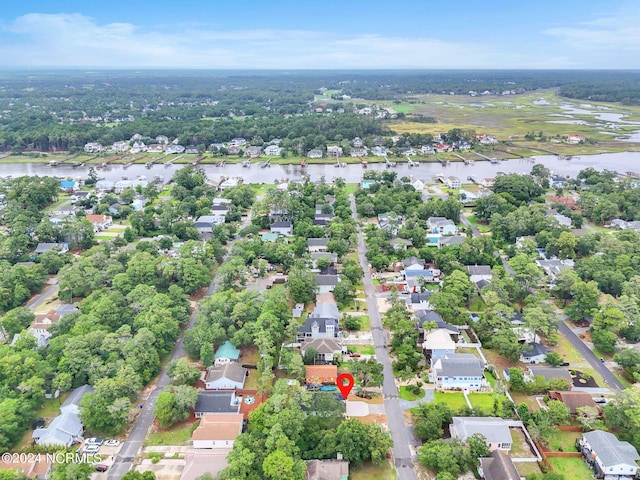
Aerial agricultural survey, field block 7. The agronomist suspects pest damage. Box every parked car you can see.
[594,398,608,404]
[560,362,570,367]
[104,439,120,447]
[95,464,108,472]
[348,353,361,358]
[85,437,104,446]
[31,418,45,430]
[83,445,100,453]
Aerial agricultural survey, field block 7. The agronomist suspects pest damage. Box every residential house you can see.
[481,178,495,188]
[550,175,568,188]
[130,140,147,153]
[32,312,61,331]
[194,391,241,418]
[536,258,574,280]
[350,147,368,157]
[229,138,247,147]
[435,143,453,153]
[311,252,338,267]
[270,221,293,236]
[527,366,573,385]
[326,145,343,156]
[422,330,456,364]
[445,176,461,189]
[431,354,486,391]
[477,135,499,145]
[297,317,339,342]
[55,304,79,317]
[204,363,247,390]
[407,292,432,310]
[56,205,84,216]
[465,265,493,284]
[306,460,349,480]
[310,302,340,320]
[300,338,344,363]
[264,145,281,156]
[195,215,222,235]
[390,237,412,251]
[438,235,466,248]
[566,134,586,144]
[402,256,425,270]
[156,135,170,145]
[307,238,329,253]
[33,385,93,447]
[84,142,103,153]
[315,275,340,294]
[95,180,115,192]
[111,141,129,153]
[35,243,69,255]
[520,342,551,364]
[411,179,425,191]
[11,327,51,348]
[313,214,333,227]
[578,430,640,480]
[213,198,233,207]
[371,146,387,156]
[450,417,512,452]
[377,213,403,235]
[214,341,241,366]
[427,217,457,236]
[131,196,147,211]
[478,450,520,480]
[59,180,78,192]
[305,365,338,385]
[552,213,572,227]
[244,146,262,157]
[0,457,52,479]
[421,145,435,155]
[547,391,600,416]
[415,310,454,333]
[85,214,113,232]
[404,268,436,285]
[192,413,244,449]
[352,137,363,148]
[147,144,165,153]
[307,149,323,159]
[166,144,186,154]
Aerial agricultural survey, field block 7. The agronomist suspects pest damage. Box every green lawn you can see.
[399,386,425,401]
[544,428,581,452]
[349,345,375,355]
[468,393,507,413]
[547,457,593,479]
[485,371,497,388]
[424,283,441,291]
[144,421,199,446]
[433,392,468,410]
[343,183,359,195]
[350,460,397,480]
[467,296,486,312]
[38,394,70,417]
[515,462,543,477]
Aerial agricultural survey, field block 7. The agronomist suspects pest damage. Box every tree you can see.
[200,344,214,367]
[546,400,570,425]
[350,358,383,391]
[50,462,93,480]
[262,450,303,480]
[544,352,564,367]
[0,307,34,337]
[121,473,157,480]
[154,385,198,428]
[342,315,361,330]
[167,358,202,385]
[286,266,317,304]
[418,439,472,477]
[604,386,640,449]
[333,278,356,306]
[336,419,392,467]
[508,367,525,391]
[614,348,640,382]
[566,280,600,321]
[576,406,605,431]
[468,433,490,464]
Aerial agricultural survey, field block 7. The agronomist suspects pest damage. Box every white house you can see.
[421,145,435,155]
[315,275,340,294]
[352,137,363,147]
[445,176,461,189]
[411,179,425,191]
[307,149,323,159]
[326,145,343,156]
[422,330,456,364]
[578,430,640,480]
[451,417,512,452]
[427,217,457,236]
[465,265,493,284]
[85,214,113,232]
[270,221,293,236]
[307,238,329,253]
[204,363,247,390]
[566,134,586,144]
[192,413,244,449]
[264,145,281,156]
[431,354,486,391]
[300,338,344,363]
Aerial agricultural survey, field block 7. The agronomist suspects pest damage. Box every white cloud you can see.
[0,12,631,68]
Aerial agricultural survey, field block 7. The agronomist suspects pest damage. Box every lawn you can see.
[349,345,376,355]
[468,393,506,413]
[544,428,581,452]
[467,296,486,312]
[399,386,425,401]
[144,421,199,446]
[343,183,359,195]
[346,315,371,330]
[515,462,543,478]
[547,457,593,478]
[466,215,492,233]
[244,369,260,390]
[350,460,397,480]
[484,371,496,388]
[433,392,468,410]
[39,394,70,417]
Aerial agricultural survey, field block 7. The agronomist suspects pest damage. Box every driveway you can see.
[350,195,417,480]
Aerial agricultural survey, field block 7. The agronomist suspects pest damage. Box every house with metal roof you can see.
[431,354,486,391]
[578,430,640,480]
[451,417,512,452]
[214,341,241,366]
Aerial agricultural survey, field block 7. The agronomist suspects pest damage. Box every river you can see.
[1,151,640,184]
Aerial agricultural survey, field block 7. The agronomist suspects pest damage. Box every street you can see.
[107,212,252,479]
[350,195,417,480]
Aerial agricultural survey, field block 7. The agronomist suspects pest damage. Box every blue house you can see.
[60,180,78,191]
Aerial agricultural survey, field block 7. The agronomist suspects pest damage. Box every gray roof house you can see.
[297,317,339,342]
[527,366,573,384]
[465,265,493,283]
[194,391,241,418]
[478,450,520,480]
[451,417,513,452]
[315,274,340,294]
[270,221,293,236]
[520,342,551,364]
[35,242,69,254]
[204,363,248,390]
[33,384,94,447]
[579,430,640,480]
[307,238,329,252]
[300,338,344,363]
[431,354,486,391]
[536,258,574,280]
[311,302,340,320]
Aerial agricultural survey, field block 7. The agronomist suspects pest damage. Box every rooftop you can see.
[583,430,640,468]
[451,416,511,445]
[205,363,247,384]
[192,413,244,441]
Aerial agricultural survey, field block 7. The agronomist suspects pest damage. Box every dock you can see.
[474,152,499,163]
[407,156,420,167]
[260,157,271,168]
[467,176,479,184]
[436,157,449,166]
[453,153,473,164]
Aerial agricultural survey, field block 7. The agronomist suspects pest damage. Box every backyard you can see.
[543,428,581,453]
[547,457,593,479]
[144,421,199,447]
[351,460,397,480]
[433,392,468,410]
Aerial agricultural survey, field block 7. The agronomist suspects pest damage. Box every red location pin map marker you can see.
[337,373,355,400]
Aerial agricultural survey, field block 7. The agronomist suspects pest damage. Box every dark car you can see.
[560,362,570,367]
[594,398,608,404]
[95,464,108,472]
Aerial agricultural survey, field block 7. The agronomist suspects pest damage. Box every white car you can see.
[83,444,100,453]
[104,440,120,447]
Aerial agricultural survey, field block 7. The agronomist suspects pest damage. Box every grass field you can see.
[433,392,468,410]
[349,345,376,355]
[399,386,425,401]
[547,457,593,479]
[467,296,486,312]
[544,428,581,452]
[144,421,198,446]
[515,461,543,478]
[351,460,397,480]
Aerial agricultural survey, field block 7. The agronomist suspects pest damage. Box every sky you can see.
[0,0,639,69]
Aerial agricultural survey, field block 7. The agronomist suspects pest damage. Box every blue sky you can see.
[0,0,638,68]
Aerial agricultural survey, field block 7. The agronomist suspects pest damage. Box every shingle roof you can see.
[311,302,340,320]
[301,338,342,355]
[410,292,432,303]
[297,317,338,334]
[451,417,511,445]
[271,221,292,228]
[528,366,572,382]
[465,265,492,276]
[192,413,243,441]
[194,391,240,414]
[307,238,329,247]
[402,256,425,267]
[479,450,520,480]
[62,384,94,409]
[521,342,551,358]
[583,430,640,468]
[548,391,598,415]
[205,363,247,384]
[316,274,340,286]
[35,243,67,254]
[436,354,484,377]
[306,460,349,480]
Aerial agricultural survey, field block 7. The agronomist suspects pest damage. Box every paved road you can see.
[460,213,625,391]
[108,213,252,479]
[559,320,624,391]
[350,196,417,480]
[27,283,59,311]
